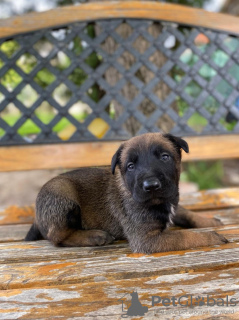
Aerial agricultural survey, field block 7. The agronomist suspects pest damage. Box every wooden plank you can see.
[0,240,130,264]
[180,188,239,210]
[0,142,119,172]
[197,207,239,225]
[182,135,239,162]
[0,135,239,172]
[0,236,239,274]
[0,224,31,242]
[0,268,239,319]
[0,240,239,290]
[1,1,239,39]
[0,205,34,225]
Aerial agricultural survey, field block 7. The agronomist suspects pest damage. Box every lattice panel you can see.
[0,19,239,145]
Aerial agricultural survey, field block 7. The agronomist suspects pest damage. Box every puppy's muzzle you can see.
[143,178,161,192]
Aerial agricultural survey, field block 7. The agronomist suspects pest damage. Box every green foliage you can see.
[1,69,22,91]
[87,84,105,102]
[85,52,102,69]
[72,37,84,55]
[181,161,224,190]
[0,40,19,57]
[16,53,38,74]
[34,68,56,88]
[68,68,87,86]
[0,112,87,137]
[17,119,41,136]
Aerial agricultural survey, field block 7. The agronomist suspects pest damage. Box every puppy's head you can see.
[111,133,188,205]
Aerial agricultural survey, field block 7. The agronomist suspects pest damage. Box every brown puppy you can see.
[25,133,228,253]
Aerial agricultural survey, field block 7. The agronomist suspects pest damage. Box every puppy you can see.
[25,133,228,253]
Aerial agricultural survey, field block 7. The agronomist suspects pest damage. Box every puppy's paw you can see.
[89,230,115,246]
[210,217,224,227]
[206,231,228,245]
[195,217,224,228]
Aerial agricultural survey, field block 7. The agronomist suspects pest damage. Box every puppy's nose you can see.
[143,178,161,192]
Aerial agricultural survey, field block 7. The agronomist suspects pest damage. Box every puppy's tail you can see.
[25,223,43,241]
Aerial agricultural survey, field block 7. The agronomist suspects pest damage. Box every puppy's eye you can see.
[161,154,170,161]
[127,162,135,171]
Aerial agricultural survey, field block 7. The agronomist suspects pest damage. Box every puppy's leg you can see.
[38,202,114,247]
[125,222,228,254]
[173,205,223,228]
[59,230,115,247]
[34,177,114,247]
[25,223,44,241]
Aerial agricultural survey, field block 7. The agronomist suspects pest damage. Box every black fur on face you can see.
[122,143,178,204]
[111,133,189,206]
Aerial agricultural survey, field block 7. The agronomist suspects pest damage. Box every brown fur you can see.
[25,133,228,253]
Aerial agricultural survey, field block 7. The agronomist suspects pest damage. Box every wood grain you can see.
[1,1,239,39]
[1,135,239,172]
[0,268,239,319]
[0,224,31,242]
[180,187,239,210]
[0,239,239,287]
[0,205,35,225]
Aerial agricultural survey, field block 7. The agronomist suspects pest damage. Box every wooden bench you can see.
[1,2,239,318]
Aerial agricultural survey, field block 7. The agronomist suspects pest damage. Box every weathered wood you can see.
[0,240,130,264]
[0,224,31,243]
[197,207,239,225]
[1,135,239,172]
[1,240,239,290]
[1,1,239,39]
[0,205,35,225]
[0,267,239,319]
[180,188,239,210]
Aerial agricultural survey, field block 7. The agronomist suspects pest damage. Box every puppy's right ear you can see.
[111,144,124,175]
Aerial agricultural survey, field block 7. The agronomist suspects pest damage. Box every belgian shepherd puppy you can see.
[25,133,227,253]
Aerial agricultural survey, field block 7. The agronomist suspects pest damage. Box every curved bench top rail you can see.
[1,1,239,39]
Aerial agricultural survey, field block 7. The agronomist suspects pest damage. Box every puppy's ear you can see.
[111,144,124,175]
[164,134,189,154]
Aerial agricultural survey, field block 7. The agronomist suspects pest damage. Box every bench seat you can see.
[1,187,239,319]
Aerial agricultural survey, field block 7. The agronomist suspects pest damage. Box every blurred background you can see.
[0,0,239,207]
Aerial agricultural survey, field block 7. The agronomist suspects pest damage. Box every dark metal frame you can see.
[0,18,239,146]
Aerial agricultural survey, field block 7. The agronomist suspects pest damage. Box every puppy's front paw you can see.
[207,231,228,245]
[210,217,224,227]
[88,230,115,246]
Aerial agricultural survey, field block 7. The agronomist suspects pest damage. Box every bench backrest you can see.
[0,1,239,172]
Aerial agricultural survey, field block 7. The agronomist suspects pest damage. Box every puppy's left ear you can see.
[111,144,124,175]
[164,134,189,154]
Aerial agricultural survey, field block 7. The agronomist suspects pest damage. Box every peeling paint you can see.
[145,273,200,284]
[0,288,81,303]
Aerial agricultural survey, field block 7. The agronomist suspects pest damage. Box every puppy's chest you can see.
[141,203,175,227]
